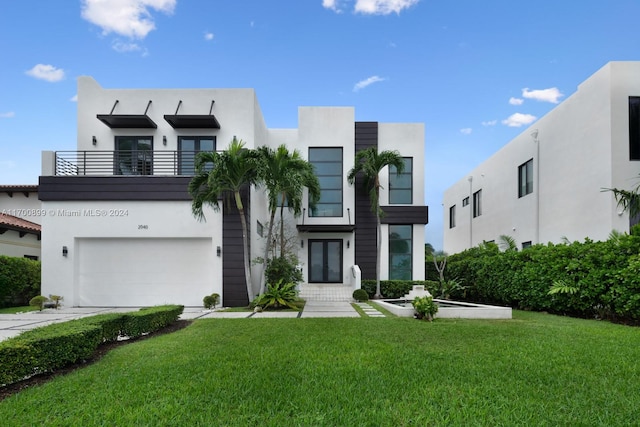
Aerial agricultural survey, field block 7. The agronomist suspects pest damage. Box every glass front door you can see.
[309,240,342,283]
[115,137,153,175]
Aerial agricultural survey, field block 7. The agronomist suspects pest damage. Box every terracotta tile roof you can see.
[0,213,41,235]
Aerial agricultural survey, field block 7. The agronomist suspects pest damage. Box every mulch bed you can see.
[0,319,192,402]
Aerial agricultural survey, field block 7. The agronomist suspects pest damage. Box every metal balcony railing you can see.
[54,150,207,176]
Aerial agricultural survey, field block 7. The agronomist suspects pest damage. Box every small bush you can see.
[203,293,220,309]
[412,295,438,321]
[0,255,41,308]
[29,295,48,311]
[253,279,299,310]
[265,257,302,286]
[352,289,369,302]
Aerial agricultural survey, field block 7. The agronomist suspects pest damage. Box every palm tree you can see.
[188,137,260,304]
[606,179,640,218]
[347,147,404,299]
[256,144,320,294]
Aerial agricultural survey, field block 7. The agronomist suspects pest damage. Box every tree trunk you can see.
[259,208,277,295]
[279,192,286,258]
[375,185,382,299]
[235,191,253,304]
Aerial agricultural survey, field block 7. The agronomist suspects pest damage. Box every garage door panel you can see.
[77,238,213,307]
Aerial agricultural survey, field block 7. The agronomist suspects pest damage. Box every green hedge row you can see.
[446,236,640,321]
[0,305,184,387]
[0,256,40,308]
[361,280,440,299]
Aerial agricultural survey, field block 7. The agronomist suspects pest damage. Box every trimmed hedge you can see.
[0,255,40,308]
[361,280,440,299]
[0,305,184,387]
[447,236,640,321]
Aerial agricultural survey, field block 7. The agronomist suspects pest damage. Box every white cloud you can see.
[353,75,385,92]
[502,113,537,128]
[25,64,65,82]
[460,128,472,135]
[323,0,419,14]
[522,87,563,104]
[481,120,497,126]
[355,0,420,14]
[204,32,214,41]
[509,97,523,106]
[70,94,78,102]
[0,111,15,118]
[112,40,145,54]
[81,0,176,39]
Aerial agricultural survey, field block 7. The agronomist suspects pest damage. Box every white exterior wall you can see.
[444,62,640,254]
[41,201,221,307]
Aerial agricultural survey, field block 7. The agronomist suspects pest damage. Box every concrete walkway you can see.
[0,301,370,342]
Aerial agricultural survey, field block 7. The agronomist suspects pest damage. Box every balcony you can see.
[51,150,206,176]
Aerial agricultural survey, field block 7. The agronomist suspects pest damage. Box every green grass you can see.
[0,306,39,314]
[1,311,640,425]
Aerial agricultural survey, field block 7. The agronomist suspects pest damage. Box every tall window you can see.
[518,158,533,198]
[389,158,413,204]
[309,147,343,217]
[630,97,640,160]
[473,189,482,218]
[178,136,216,175]
[449,205,456,228]
[389,225,412,280]
[462,197,469,207]
[115,136,153,175]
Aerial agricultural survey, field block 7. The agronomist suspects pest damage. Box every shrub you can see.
[265,256,302,286]
[203,293,220,309]
[0,255,40,308]
[412,295,438,321]
[361,280,440,299]
[29,295,48,311]
[253,279,299,310]
[352,289,369,302]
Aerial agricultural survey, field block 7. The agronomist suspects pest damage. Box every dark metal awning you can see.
[164,100,221,129]
[97,100,157,129]
[296,224,356,233]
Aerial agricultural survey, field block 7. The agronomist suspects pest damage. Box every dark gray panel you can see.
[222,189,250,307]
[381,206,429,225]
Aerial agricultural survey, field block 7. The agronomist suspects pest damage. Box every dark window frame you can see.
[308,147,343,217]
[518,158,534,198]
[389,224,412,280]
[177,136,216,175]
[389,157,413,204]
[630,96,640,160]
[473,189,482,218]
[114,136,154,176]
[462,197,469,207]
[449,205,456,228]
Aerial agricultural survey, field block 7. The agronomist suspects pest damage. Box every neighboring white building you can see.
[443,61,640,254]
[0,186,41,260]
[39,77,428,307]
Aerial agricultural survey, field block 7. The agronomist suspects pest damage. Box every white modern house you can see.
[0,186,41,260]
[39,76,428,307]
[443,61,640,254]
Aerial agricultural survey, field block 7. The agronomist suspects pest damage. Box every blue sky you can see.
[1,0,639,249]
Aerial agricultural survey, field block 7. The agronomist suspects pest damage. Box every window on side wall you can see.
[522,241,532,250]
[473,189,482,218]
[389,158,413,204]
[630,97,640,160]
[389,225,412,280]
[462,197,469,207]
[449,205,456,228]
[178,136,216,175]
[308,147,343,217]
[518,159,533,198]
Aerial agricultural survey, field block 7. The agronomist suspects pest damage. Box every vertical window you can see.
[630,97,640,160]
[462,197,469,207]
[256,221,264,238]
[389,158,413,204]
[473,189,482,218]
[518,158,534,198]
[115,137,153,175]
[178,136,216,175]
[449,205,456,228]
[309,147,343,217]
[389,225,412,280]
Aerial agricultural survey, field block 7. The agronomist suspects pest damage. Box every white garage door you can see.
[77,238,213,307]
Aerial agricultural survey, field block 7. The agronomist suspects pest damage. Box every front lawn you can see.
[1,312,639,425]
[0,306,39,314]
